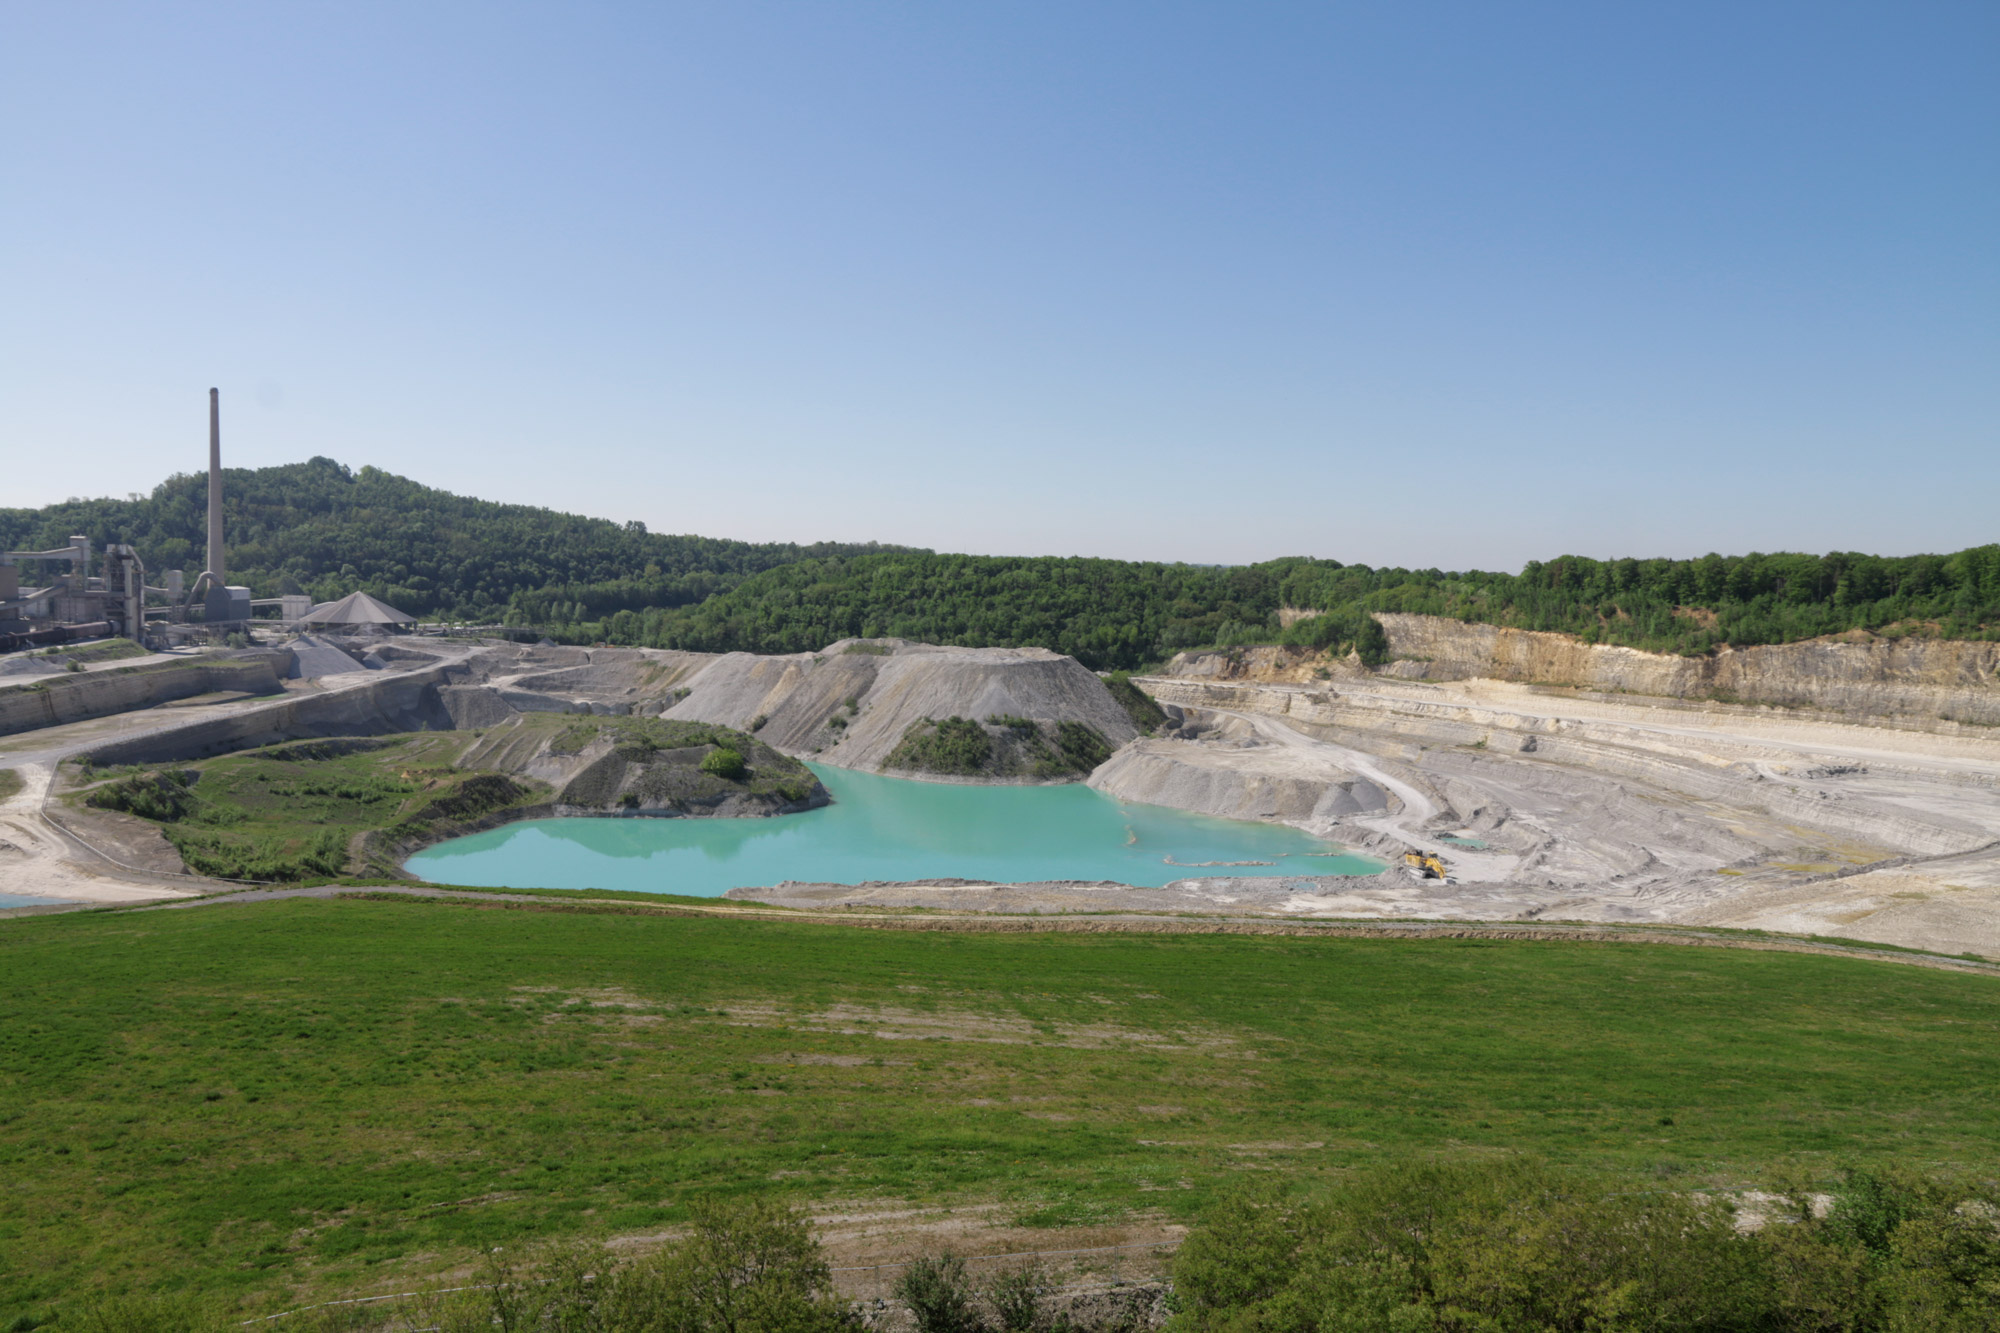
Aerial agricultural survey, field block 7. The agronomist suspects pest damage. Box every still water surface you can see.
[407,763,1378,897]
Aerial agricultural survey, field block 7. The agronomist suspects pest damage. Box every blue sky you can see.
[4,2,1994,569]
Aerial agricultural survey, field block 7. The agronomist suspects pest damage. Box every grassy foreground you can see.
[3,898,1999,1318]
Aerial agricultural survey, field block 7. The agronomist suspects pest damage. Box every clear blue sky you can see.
[4,3,1994,569]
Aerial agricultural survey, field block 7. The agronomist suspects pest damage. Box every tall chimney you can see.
[207,387,224,585]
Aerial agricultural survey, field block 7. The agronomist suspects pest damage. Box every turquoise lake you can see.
[407,763,1379,897]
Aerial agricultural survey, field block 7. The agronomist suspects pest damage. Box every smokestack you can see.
[207,387,224,586]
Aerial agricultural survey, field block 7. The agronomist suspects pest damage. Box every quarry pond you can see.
[406,763,1377,897]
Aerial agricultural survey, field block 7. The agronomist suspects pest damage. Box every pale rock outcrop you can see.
[1167,615,2000,727]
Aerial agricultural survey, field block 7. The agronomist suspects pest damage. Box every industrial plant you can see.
[0,390,410,653]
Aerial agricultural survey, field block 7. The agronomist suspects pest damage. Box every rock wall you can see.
[81,666,455,766]
[1169,616,2000,726]
[1377,614,2000,725]
[0,655,285,737]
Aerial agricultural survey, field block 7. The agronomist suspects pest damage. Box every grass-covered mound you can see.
[529,715,821,811]
[1,898,1997,1319]
[74,735,544,880]
[885,715,1113,780]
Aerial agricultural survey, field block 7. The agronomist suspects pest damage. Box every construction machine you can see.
[1403,850,1451,881]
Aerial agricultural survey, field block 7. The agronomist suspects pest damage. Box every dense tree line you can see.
[1271,546,2000,657]
[542,545,2000,670]
[0,457,903,621]
[10,461,1993,665]
[549,553,1288,668]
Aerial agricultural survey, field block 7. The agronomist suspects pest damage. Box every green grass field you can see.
[3,897,1999,1319]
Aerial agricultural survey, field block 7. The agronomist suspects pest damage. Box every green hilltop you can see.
[0,457,909,623]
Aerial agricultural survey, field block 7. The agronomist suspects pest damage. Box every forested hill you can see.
[0,458,908,621]
[550,545,2000,672]
[8,461,1994,669]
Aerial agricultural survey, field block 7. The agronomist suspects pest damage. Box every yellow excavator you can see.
[1403,850,1451,881]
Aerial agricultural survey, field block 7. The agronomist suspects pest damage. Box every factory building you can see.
[1,390,311,652]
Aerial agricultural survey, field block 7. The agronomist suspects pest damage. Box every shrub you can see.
[885,717,993,776]
[87,770,199,822]
[701,747,748,780]
[897,1251,984,1333]
[456,1196,847,1333]
[988,1263,1054,1333]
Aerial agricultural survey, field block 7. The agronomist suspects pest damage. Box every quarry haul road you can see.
[98,882,2000,978]
[0,644,493,910]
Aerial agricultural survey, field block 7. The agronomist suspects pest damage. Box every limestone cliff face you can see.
[1373,614,2000,725]
[1167,616,2000,727]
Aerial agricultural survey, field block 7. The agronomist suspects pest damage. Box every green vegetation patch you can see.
[1171,1157,2000,1333]
[1,901,1998,1317]
[0,768,23,802]
[885,716,1113,780]
[531,715,818,808]
[887,716,993,775]
[21,638,153,667]
[73,734,545,880]
[699,746,747,779]
[1103,671,1168,735]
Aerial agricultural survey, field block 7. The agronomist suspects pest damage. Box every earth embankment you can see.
[1087,711,1388,829]
[0,653,285,737]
